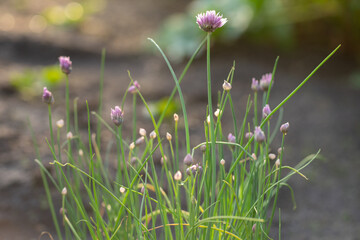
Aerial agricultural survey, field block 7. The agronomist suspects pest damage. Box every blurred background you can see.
[0,0,359,239]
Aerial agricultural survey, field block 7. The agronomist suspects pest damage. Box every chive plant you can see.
[35,10,340,240]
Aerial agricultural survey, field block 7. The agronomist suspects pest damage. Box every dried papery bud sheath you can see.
[227,133,236,143]
[59,56,72,75]
[251,78,259,91]
[128,81,141,94]
[280,122,290,135]
[61,187,67,196]
[245,132,253,140]
[166,132,172,141]
[173,113,179,122]
[183,154,193,166]
[220,159,225,166]
[42,87,54,104]
[110,106,124,127]
[139,128,146,136]
[222,80,232,91]
[174,171,182,181]
[254,126,265,143]
[56,119,64,128]
[196,10,227,33]
[260,73,272,91]
[149,130,156,139]
[262,104,271,118]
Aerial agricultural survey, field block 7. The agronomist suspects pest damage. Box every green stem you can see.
[96,48,106,146]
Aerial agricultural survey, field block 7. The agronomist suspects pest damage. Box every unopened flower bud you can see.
[280,122,289,135]
[262,104,271,118]
[200,144,206,153]
[275,159,281,168]
[56,119,64,128]
[277,147,283,155]
[174,171,182,181]
[140,186,145,194]
[110,106,124,127]
[206,115,210,125]
[166,132,172,141]
[119,187,126,193]
[135,136,145,146]
[59,207,66,215]
[61,187,67,196]
[78,149,83,156]
[251,153,257,161]
[245,132,253,140]
[252,224,256,233]
[222,80,232,91]
[174,113,179,122]
[160,155,167,165]
[197,165,203,174]
[268,153,276,160]
[183,154,193,166]
[66,132,73,140]
[129,142,135,150]
[130,157,137,165]
[214,108,222,117]
[260,73,272,91]
[128,81,141,94]
[220,159,225,166]
[227,133,236,143]
[42,87,54,104]
[254,126,265,143]
[59,56,72,75]
[139,128,146,136]
[251,78,259,91]
[149,130,156,139]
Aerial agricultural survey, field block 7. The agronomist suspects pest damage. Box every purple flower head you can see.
[183,154,193,166]
[254,126,266,143]
[280,122,290,134]
[259,73,272,91]
[42,87,54,104]
[128,81,141,94]
[227,133,236,143]
[196,10,227,33]
[110,106,124,127]
[262,104,271,118]
[251,78,259,91]
[59,56,72,75]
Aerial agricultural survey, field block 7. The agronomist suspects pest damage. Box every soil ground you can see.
[0,0,359,239]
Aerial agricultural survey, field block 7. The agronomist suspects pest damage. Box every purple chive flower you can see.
[260,73,272,91]
[196,10,227,33]
[42,87,54,104]
[254,126,265,143]
[110,106,124,127]
[128,81,141,94]
[262,104,271,118]
[227,133,236,143]
[59,56,72,75]
[251,78,259,91]
[280,122,290,134]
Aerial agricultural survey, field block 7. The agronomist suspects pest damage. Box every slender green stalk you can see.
[96,48,106,146]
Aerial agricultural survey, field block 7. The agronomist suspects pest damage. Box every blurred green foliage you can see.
[157,0,360,61]
[145,97,180,120]
[10,65,63,100]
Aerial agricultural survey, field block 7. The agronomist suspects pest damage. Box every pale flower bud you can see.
[174,171,182,181]
[206,115,210,125]
[183,154,193,166]
[119,187,126,193]
[251,153,257,161]
[262,104,271,118]
[166,132,172,141]
[56,119,64,128]
[61,187,67,196]
[280,122,290,135]
[200,144,206,153]
[214,108,222,117]
[139,128,146,136]
[78,149,83,157]
[220,159,225,166]
[275,159,281,168]
[245,132,253,140]
[222,80,232,91]
[129,142,135,150]
[173,113,179,122]
[66,132,73,140]
[135,136,144,146]
[149,130,156,139]
[268,153,276,160]
[160,155,167,165]
[254,126,265,143]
